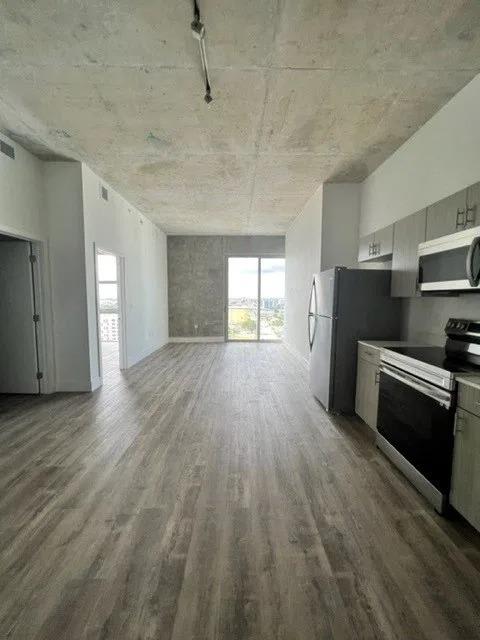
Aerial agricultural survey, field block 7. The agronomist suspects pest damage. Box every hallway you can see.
[1,343,480,639]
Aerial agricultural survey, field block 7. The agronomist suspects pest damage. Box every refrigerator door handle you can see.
[308,276,317,315]
[308,312,316,351]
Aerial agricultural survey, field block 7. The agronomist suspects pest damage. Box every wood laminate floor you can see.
[101,341,119,379]
[1,343,480,640]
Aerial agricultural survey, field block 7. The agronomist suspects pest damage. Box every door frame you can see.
[94,245,127,384]
[0,224,53,394]
[224,254,285,342]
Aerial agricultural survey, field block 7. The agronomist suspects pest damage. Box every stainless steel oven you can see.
[377,319,480,514]
[377,364,455,513]
[418,227,480,292]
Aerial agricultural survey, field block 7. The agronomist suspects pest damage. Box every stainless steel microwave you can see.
[418,227,480,292]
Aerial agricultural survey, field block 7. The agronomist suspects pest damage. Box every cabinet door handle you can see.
[465,205,477,228]
[376,242,381,255]
[375,370,380,384]
[454,414,464,435]
[456,208,465,230]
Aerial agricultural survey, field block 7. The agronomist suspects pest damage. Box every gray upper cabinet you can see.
[466,182,480,230]
[374,224,394,259]
[425,188,467,241]
[358,233,375,262]
[358,225,394,263]
[391,209,426,298]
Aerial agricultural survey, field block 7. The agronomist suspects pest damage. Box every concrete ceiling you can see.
[1,1,480,234]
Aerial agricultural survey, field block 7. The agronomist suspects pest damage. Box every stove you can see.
[376,318,480,514]
[381,345,479,390]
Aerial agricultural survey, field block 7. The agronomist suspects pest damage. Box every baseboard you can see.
[283,341,309,369]
[56,379,93,393]
[127,341,169,368]
[89,376,102,392]
[169,336,225,343]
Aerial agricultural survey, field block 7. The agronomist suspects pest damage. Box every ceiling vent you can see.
[101,185,108,201]
[0,140,15,159]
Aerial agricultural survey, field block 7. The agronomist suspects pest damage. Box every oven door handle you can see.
[379,364,452,409]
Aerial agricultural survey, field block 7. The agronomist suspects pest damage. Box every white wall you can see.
[0,133,58,392]
[0,132,168,392]
[321,184,360,271]
[81,165,168,388]
[0,132,45,241]
[43,163,91,391]
[285,185,323,362]
[359,73,480,345]
[361,74,480,236]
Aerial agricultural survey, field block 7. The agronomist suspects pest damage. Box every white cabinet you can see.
[391,209,426,298]
[355,344,380,430]
[358,225,394,263]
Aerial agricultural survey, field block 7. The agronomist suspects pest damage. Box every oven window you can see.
[377,371,455,492]
[419,246,468,283]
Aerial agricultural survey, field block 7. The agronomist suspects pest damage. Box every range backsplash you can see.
[401,295,480,346]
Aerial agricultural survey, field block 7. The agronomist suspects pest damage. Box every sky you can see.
[228,258,285,299]
[98,254,118,302]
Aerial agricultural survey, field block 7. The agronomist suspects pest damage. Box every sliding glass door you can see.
[260,258,285,340]
[227,257,258,340]
[227,256,285,341]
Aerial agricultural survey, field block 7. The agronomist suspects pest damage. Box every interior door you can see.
[0,239,39,393]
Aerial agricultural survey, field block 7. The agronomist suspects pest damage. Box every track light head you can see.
[191,18,205,40]
[190,1,213,105]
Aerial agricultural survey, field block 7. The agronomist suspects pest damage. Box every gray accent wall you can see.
[168,235,285,338]
[401,296,480,346]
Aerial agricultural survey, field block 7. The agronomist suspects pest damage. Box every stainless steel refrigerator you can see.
[308,267,401,413]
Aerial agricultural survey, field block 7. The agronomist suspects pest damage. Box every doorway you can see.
[96,249,125,381]
[0,233,44,394]
[226,256,285,341]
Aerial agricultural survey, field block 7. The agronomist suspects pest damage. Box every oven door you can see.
[418,227,480,292]
[377,364,455,500]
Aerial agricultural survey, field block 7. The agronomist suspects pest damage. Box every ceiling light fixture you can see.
[191,0,212,104]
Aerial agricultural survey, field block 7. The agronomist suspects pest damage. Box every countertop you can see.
[358,341,480,388]
[358,340,423,351]
[456,374,480,390]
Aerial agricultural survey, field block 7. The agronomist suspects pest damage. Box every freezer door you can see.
[316,268,337,318]
[309,315,335,411]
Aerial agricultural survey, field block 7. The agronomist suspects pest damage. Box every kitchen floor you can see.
[1,343,480,639]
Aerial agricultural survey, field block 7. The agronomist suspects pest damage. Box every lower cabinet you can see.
[450,407,480,531]
[355,355,380,430]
